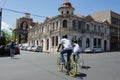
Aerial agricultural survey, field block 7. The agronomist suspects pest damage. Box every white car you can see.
[84,47,102,53]
[27,46,34,51]
[84,48,93,53]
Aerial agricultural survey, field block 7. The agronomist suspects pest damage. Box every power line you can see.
[2,8,47,18]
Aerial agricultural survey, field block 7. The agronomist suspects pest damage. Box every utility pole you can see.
[0,8,2,45]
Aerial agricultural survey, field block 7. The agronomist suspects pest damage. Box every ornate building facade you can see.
[27,1,110,52]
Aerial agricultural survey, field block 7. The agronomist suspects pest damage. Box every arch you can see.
[86,38,90,48]
[62,20,67,28]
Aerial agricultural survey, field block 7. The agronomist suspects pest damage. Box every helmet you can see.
[62,34,68,38]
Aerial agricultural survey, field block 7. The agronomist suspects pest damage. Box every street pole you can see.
[0,8,2,45]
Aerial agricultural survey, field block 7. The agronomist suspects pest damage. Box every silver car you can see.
[32,46,43,52]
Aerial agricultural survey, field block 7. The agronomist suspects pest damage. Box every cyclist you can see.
[72,40,81,61]
[57,34,73,65]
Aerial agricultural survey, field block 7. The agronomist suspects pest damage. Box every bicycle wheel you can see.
[67,59,77,77]
[77,56,84,68]
[56,57,63,72]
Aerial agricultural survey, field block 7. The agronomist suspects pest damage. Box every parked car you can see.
[84,48,93,53]
[0,45,6,55]
[27,46,35,51]
[32,46,43,52]
[20,46,27,50]
[84,47,102,53]
[92,47,102,53]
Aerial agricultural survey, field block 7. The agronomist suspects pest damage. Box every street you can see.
[0,50,120,80]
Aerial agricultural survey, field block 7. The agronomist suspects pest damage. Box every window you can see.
[72,20,76,30]
[78,21,81,30]
[63,20,67,28]
[62,11,63,14]
[56,21,58,28]
[94,25,96,31]
[98,26,101,32]
[111,17,118,25]
[53,22,55,31]
[52,36,54,46]
[98,38,101,48]
[94,38,97,47]
[86,24,89,31]
[56,36,58,46]
[86,38,90,48]
[67,11,69,14]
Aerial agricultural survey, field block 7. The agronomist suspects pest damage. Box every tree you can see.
[1,30,12,45]
[11,30,15,41]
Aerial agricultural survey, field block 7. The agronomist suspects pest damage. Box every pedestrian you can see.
[10,41,15,59]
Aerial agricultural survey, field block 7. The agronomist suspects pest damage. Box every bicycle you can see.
[73,52,84,69]
[56,54,77,77]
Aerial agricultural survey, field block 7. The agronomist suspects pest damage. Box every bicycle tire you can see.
[67,59,77,77]
[56,57,63,72]
[77,57,84,68]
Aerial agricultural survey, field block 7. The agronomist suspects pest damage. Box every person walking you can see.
[10,41,15,59]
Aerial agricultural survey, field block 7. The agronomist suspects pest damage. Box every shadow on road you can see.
[81,65,91,70]
[75,73,87,79]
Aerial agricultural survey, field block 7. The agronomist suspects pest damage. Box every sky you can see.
[0,0,120,32]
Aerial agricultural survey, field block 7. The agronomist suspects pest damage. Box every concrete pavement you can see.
[0,51,120,80]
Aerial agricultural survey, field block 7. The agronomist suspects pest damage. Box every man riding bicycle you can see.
[57,34,73,65]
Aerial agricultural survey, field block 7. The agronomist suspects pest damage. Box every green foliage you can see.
[1,30,12,45]
[11,31,15,41]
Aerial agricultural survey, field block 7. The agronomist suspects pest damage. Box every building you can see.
[91,11,120,50]
[27,1,110,52]
[13,13,36,44]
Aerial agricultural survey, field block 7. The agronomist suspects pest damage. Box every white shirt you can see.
[59,38,72,49]
[73,43,81,53]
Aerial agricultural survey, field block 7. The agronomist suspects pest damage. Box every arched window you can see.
[67,11,69,14]
[86,24,89,31]
[86,38,90,48]
[61,11,63,14]
[72,20,76,30]
[78,21,81,30]
[52,36,55,46]
[63,20,67,28]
